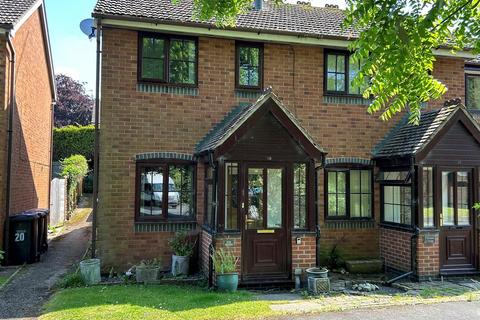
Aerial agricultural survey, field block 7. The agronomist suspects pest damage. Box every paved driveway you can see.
[276,300,480,320]
[0,200,92,320]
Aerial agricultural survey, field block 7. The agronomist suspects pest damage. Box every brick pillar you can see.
[416,230,440,279]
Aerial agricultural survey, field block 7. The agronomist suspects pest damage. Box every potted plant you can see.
[168,231,195,276]
[211,248,239,292]
[135,258,161,284]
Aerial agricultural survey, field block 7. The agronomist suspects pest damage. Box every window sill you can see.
[379,222,415,233]
[137,83,199,96]
[134,220,197,233]
[324,219,375,229]
[323,95,371,106]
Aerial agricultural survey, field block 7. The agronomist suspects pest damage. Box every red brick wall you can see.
[291,234,316,274]
[214,234,242,274]
[9,9,52,214]
[380,228,412,272]
[97,26,467,271]
[416,231,440,278]
[0,9,53,249]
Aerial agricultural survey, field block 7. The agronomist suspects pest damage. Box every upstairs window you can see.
[236,42,263,89]
[325,50,366,96]
[466,73,480,109]
[139,33,197,85]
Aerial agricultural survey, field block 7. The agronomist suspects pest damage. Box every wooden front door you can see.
[439,169,476,272]
[242,165,289,281]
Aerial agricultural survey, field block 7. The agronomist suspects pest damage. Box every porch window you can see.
[236,42,263,89]
[136,161,195,221]
[293,163,307,229]
[225,163,239,230]
[423,167,434,228]
[326,169,372,219]
[383,186,412,225]
[466,74,480,109]
[325,51,367,96]
[139,33,197,85]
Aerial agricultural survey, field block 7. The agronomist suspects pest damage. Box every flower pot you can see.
[216,273,239,292]
[171,255,189,276]
[79,259,101,285]
[136,266,159,284]
[306,267,329,279]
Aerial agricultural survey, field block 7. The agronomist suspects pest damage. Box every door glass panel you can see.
[422,167,434,228]
[442,171,455,226]
[247,168,263,229]
[267,169,283,228]
[457,171,470,226]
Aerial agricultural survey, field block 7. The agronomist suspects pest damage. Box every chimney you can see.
[254,0,263,10]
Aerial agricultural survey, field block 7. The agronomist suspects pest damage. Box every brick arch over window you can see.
[135,152,194,162]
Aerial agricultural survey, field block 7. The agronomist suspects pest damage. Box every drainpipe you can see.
[315,162,323,267]
[3,32,15,264]
[48,101,55,222]
[91,19,102,259]
[208,152,218,288]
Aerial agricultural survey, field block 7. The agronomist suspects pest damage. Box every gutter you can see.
[91,19,102,258]
[3,32,15,264]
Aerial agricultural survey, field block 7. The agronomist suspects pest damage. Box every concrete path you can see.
[0,197,92,320]
[276,300,480,320]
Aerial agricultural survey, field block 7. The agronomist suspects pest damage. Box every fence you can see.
[50,178,67,227]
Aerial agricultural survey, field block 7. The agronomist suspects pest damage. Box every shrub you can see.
[53,125,94,162]
[211,249,238,274]
[168,231,195,257]
[0,250,4,263]
[61,155,89,213]
[58,271,86,288]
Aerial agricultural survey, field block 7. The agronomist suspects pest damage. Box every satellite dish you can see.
[80,18,96,39]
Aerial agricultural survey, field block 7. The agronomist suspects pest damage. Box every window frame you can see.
[135,159,197,222]
[138,32,199,87]
[323,49,363,97]
[324,166,374,220]
[465,71,480,110]
[380,182,414,228]
[235,41,264,91]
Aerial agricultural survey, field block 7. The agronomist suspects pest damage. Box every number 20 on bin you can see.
[15,232,25,242]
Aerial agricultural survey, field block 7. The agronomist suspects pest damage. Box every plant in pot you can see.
[211,248,239,292]
[135,258,161,284]
[168,231,195,276]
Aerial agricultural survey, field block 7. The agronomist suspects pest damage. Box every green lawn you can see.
[0,276,7,286]
[41,284,276,320]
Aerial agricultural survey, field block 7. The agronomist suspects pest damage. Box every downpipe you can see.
[3,32,16,264]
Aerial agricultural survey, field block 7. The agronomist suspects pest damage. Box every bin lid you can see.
[23,209,49,216]
[10,213,39,222]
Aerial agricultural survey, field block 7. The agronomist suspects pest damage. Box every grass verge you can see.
[40,284,276,320]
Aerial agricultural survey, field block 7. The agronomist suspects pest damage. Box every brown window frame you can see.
[138,32,199,87]
[324,49,363,97]
[235,41,264,90]
[135,159,196,222]
[325,166,374,220]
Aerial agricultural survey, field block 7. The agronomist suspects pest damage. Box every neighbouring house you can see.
[0,0,55,260]
[92,0,480,284]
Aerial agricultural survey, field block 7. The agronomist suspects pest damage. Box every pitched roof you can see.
[0,0,40,28]
[372,100,480,159]
[93,0,358,40]
[195,88,325,157]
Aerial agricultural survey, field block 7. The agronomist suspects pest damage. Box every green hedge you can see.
[53,125,94,161]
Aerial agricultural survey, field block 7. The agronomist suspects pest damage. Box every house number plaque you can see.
[224,239,235,247]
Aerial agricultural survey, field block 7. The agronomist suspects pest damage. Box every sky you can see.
[45,0,346,94]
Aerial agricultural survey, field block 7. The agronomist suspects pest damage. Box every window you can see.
[137,161,195,221]
[326,169,373,219]
[423,167,434,228]
[383,186,412,225]
[466,74,480,109]
[225,163,239,230]
[293,163,307,229]
[325,51,366,96]
[236,43,263,89]
[139,33,197,85]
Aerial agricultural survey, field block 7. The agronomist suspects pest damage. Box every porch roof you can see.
[195,88,325,159]
[372,99,480,160]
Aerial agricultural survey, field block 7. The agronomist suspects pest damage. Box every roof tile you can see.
[0,0,39,27]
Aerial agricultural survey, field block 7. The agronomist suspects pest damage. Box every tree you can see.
[177,0,479,123]
[54,74,94,127]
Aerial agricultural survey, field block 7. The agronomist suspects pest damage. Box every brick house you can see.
[92,0,480,284]
[0,0,55,258]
